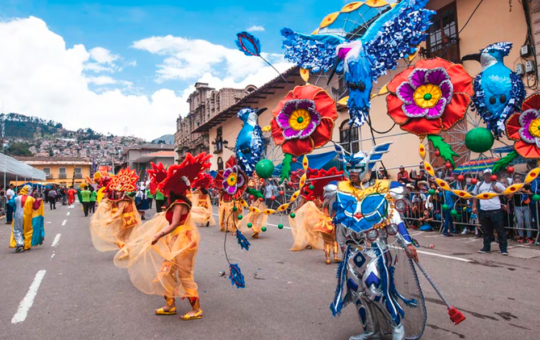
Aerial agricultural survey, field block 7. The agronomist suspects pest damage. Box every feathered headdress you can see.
[147,162,168,195]
[106,167,139,192]
[191,172,214,190]
[302,167,344,201]
[158,153,212,196]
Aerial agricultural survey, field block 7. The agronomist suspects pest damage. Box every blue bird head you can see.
[462,42,512,69]
[237,107,266,125]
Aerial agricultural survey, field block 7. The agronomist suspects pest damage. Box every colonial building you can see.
[190,0,534,178]
[121,144,176,175]
[15,156,92,186]
[174,82,257,160]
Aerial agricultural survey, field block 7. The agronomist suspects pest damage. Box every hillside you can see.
[1,112,145,163]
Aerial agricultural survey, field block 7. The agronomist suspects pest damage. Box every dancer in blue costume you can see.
[326,143,426,340]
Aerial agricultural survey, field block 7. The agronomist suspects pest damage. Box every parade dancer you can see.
[327,143,426,340]
[240,175,268,238]
[114,153,211,320]
[190,172,216,227]
[289,168,344,264]
[9,185,45,252]
[89,168,141,252]
[216,157,246,234]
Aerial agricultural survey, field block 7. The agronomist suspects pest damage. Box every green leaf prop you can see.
[280,153,293,184]
[246,188,263,199]
[492,151,518,173]
[428,135,458,167]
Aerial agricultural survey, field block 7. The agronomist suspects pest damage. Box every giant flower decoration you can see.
[506,94,540,158]
[387,58,473,136]
[222,165,247,196]
[271,85,338,156]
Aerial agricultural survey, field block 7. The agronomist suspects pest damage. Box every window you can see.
[43,167,51,178]
[74,167,82,179]
[426,2,460,62]
[59,167,67,179]
[339,121,360,154]
[217,157,224,171]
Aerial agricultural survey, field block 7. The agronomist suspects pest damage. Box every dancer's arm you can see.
[152,204,188,245]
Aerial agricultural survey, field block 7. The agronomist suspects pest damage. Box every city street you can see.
[1,203,539,340]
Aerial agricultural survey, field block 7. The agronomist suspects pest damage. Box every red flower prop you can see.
[386,58,473,136]
[271,85,338,156]
[302,167,344,201]
[159,153,212,196]
[107,167,139,193]
[506,93,540,158]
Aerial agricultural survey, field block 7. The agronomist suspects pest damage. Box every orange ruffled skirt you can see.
[114,213,200,299]
[90,199,141,252]
[240,200,268,234]
[191,193,216,227]
[289,201,326,251]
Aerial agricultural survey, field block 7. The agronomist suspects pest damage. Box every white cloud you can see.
[89,47,119,64]
[132,35,291,83]
[0,16,181,140]
[247,25,265,32]
[85,75,133,87]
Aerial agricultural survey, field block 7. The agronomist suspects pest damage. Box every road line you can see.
[66,212,70,216]
[50,252,55,260]
[68,206,74,209]
[411,232,423,236]
[425,235,441,238]
[51,234,61,247]
[11,270,46,324]
[416,250,472,262]
[61,220,67,226]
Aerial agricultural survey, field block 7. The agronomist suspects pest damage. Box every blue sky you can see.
[1,0,334,96]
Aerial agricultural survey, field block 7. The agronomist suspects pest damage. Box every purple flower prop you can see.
[276,99,322,140]
[222,165,245,195]
[396,67,453,120]
[518,109,540,148]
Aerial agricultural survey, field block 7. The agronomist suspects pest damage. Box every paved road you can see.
[1,202,539,340]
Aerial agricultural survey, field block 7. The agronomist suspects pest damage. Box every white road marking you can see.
[68,206,74,209]
[411,232,423,236]
[466,239,480,243]
[66,212,70,216]
[416,250,472,263]
[61,220,67,226]
[425,235,441,238]
[11,270,46,324]
[50,252,55,260]
[51,234,61,247]
[46,222,52,224]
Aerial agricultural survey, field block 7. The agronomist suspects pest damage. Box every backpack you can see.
[48,190,56,198]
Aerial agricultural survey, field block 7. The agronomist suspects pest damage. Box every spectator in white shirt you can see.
[6,184,15,224]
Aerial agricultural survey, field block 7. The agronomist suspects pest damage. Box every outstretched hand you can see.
[407,244,419,263]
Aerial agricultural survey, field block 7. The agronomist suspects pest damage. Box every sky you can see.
[0,0,342,140]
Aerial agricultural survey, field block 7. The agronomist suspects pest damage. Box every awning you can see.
[492,146,514,154]
[453,157,500,174]
[0,153,46,182]
[273,151,340,176]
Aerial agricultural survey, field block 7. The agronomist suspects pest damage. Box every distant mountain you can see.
[152,134,174,144]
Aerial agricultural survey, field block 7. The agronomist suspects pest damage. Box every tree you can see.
[6,142,33,156]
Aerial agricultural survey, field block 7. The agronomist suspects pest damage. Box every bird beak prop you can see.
[327,58,341,86]
[256,108,267,116]
[461,53,481,63]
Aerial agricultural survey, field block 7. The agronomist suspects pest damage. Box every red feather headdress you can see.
[191,172,214,190]
[302,167,344,201]
[147,162,168,195]
[106,167,139,193]
[158,153,212,196]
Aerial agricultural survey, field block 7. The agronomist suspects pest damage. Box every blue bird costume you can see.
[235,107,266,176]
[281,0,434,127]
[462,42,526,137]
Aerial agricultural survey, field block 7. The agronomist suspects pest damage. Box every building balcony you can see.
[74,173,83,179]
[59,174,67,179]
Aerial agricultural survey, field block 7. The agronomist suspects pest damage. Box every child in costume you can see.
[289,168,343,264]
[114,153,211,320]
[190,172,216,227]
[9,185,45,252]
[89,168,141,252]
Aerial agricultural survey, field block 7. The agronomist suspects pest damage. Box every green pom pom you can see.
[465,127,494,153]
[442,204,449,211]
[232,206,238,212]
[255,159,275,179]
[533,194,540,202]
[308,185,314,190]
[247,223,253,228]
[428,189,436,195]
[237,215,243,220]
[290,213,296,218]
[262,226,267,232]
[278,224,284,229]
[450,209,458,216]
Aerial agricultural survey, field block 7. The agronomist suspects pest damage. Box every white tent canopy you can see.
[0,153,46,182]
